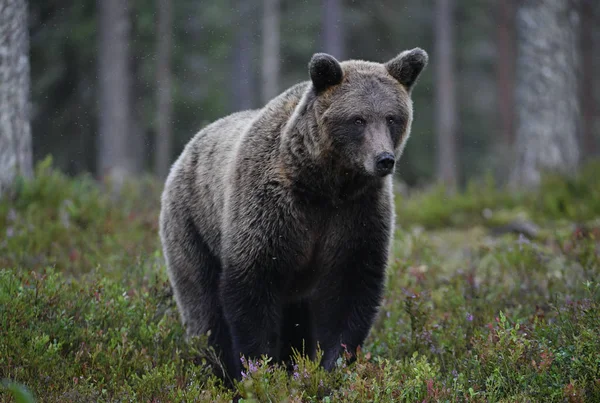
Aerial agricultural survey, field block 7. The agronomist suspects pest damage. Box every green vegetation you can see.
[2,161,600,402]
[395,161,600,229]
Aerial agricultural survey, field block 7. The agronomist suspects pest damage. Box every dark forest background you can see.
[25,0,599,189]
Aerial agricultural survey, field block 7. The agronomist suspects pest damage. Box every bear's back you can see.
[162,109,259,256]
[162,82,310,257]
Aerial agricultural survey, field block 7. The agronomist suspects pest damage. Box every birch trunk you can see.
[511,0,581,188]
[581,0,597,159]
[0,0,33,197]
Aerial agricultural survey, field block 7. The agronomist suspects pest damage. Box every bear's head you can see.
[305,48,428,178]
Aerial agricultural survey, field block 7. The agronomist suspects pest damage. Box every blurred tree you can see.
[496,0,515,147]
[581,0,597,159]
[155,0,173,178]
[129,0,151,174]
[434,0,458,189]
[0,0,33,197]
[232,0,255,111]
[29,1,97,175]
[455,1,497,186]
[262,0,280,103]
[511,0,581,188]
[97,0,135,183]
[345,0,436,185]
[24,0,522,187]
[322,0,344,59]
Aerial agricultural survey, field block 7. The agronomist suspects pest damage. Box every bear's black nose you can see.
[375,152,395,176]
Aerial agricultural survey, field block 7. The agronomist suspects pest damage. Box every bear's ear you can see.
[309,53,343,93]
[385,48,428,92]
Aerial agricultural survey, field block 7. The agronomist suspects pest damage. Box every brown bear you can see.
[159,48,428,383]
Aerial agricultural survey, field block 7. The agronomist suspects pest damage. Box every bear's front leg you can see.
[219,265,284,380]
[312,245,387,371]
[219,183,311,381]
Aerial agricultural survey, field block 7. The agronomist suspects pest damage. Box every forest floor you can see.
[1,159,600,402]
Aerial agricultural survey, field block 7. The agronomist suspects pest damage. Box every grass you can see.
[1,158,599,402]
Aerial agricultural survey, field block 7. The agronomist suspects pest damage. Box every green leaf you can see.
[2,380,35,403]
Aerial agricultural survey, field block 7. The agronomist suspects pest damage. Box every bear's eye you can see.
[387,116,397,125]
[354,118,366,126]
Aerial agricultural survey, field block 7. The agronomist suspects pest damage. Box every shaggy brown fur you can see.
[159,48,428,383]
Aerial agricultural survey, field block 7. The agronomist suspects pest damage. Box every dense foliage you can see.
[1,161,599,402]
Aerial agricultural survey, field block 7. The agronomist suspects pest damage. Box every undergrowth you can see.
[395,161,600,229]
[1,159,599,402]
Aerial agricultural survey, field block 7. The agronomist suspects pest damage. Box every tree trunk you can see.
[232,0,254,111]
[97,0,133,184]
[129,3,147,176]
[155,0,173,179]
[0,0,33,197]
[497,0,516,147]
[581,0,597,159]
[261,0,280,103]
[434,0,458,189]
[511,0,581,188]
[322,0,344,59]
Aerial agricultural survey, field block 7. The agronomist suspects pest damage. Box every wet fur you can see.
[159,49,428,383]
